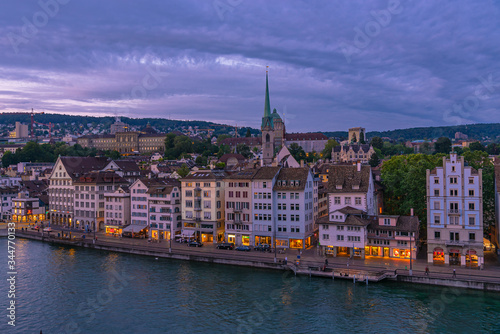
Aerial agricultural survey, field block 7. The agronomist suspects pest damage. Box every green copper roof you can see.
[261,70,273,129]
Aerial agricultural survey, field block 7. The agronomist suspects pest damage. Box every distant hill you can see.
[0,113,260,137]
[322,123,500,142]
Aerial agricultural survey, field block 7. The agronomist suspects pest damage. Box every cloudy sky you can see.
[1,0,500,132]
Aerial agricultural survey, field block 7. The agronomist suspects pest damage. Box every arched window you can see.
[266,133,270,143]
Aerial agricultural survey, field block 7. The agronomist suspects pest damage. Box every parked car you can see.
[43,227,52,232]
[188,241,203,247]
[235,245,251,252]
[216,242,234,250]
[254,243,271,252]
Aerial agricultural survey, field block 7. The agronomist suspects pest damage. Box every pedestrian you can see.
[453,269,456,279]
[425,266,429,276]
[284,256,288,265]
[325,259,328,266]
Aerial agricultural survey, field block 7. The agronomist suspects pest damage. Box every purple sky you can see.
[1,0,500,132]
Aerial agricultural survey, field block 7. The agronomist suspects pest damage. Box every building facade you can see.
[181,171,227,243]
[332,144,376,164]
[104,185,131,236]
[426,153,484,267]
[327,163,376,216]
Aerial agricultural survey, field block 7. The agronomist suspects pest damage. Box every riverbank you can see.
[13,229,500,292]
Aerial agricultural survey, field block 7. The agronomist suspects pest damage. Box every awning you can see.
[467,250,477,255]
[434,247,444,252]
[123,225,146,233]
[449,249,460,253]
[181,230,195,237]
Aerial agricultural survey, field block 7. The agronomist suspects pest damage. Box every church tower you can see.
[261,68,275,165]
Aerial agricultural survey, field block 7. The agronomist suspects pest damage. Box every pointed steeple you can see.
[264,66,271,118]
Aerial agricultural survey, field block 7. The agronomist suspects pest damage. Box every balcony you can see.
[233,207,243,213]
[195,217,201,222]
[194,206,202,211]
[447,209,461,215]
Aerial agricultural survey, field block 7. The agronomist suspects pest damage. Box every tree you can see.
[419,141,432,155]
[177,164,190,178]
[360,132,365,144]
[217,134,231,145]
[215,162,225,169]
[1,151,16,167]
[369,152,380,167]
[245,128,251,137]
[469,141,485,152]
[463,150,495,236]
[370,136,384,150]
[434,137,452,154]
[236,144,252,158]
[217,144,231,158]
[381,154,444,230]
[321,139,339,159]
[486,143,499,155]
[289,143,306,162]
[351,133,357,143]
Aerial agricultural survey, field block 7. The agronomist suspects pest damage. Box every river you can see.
[0,238,499,333]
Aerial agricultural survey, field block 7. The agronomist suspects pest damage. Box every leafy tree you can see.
[289,143,306,162]
[217,144,231,158]
[434,137,451,154]
[486,143,499,156]
[321,139,339,159]
[351,133,357,143]
[105,150,121,160]
[177,164,190,178]
[371,136,384,150]
[236,144,252,158]
[463,150,495,235]
[469,141,485,152]
[360,132,365,144]
[369,152,380,167]
[245,128,251,137]
[215,162,225,169]
[381,154,444,230]
[2,151,17,167]
[217,134,231,145]
[419,141,432,155]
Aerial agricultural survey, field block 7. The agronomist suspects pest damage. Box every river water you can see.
[0,238,499,334]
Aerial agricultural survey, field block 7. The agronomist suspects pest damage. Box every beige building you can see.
[104,185,131,236]
[332,144,375,163]
[348,127,365,143]
[9,122,29,138]
[181,171,227,243]
[77,124,167,154]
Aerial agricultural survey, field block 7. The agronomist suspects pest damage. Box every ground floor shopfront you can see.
[11,213,46,223]
[324,246,365,259]
[182,220,224,243]
[428,246,484,268]
[105,225,127,236]
[364,245,416,260]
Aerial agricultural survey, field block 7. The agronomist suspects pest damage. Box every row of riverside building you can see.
[42,151,488,267]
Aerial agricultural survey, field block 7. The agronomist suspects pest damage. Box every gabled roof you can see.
[58,156,110,180]
[327,165,372,193]
[113,160,141,172]
[253,167,281,180]
[273,167,311,191]
[367,215,419,232]
[225,169,259,180]
[181,170,228,181]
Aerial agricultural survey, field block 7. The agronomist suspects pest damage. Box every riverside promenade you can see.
[9,225,500,292]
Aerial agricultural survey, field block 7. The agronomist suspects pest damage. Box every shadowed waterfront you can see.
[1,238,499,334]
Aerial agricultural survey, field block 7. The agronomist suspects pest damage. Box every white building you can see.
[146,179,182,242]
[426,153,484,267]
[104,185,131,236]
[327,163,376,215]
[251,167,281,246]
[0,186,20,221]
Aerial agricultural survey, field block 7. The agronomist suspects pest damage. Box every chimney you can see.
[357,161,361,172]
[410,208,414,216]
[300,160,304,168]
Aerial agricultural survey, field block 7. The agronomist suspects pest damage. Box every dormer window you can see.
[336,185,342,190]
[352,185,359,190]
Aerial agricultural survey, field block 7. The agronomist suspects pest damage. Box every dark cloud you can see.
[0,0,499,131]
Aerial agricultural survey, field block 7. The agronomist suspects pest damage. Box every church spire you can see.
[264,66,271,118]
